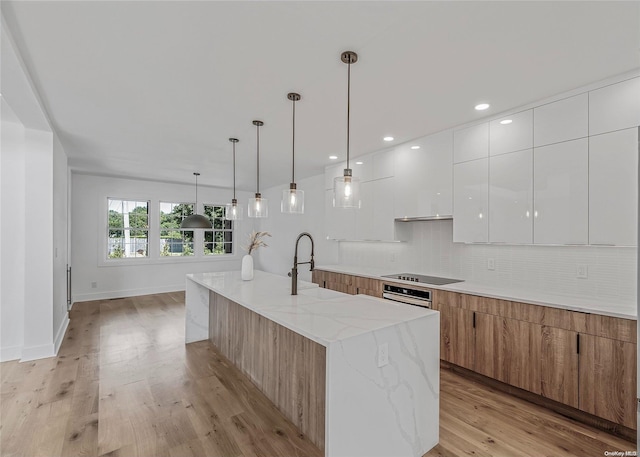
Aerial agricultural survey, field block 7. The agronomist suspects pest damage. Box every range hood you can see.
[394,215,453,222]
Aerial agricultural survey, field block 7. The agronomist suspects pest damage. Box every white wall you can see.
[0,20,69,362]
[254,173,339,283]
[0,101,27,361]
[52,133,69,348]
[71,173,256,302]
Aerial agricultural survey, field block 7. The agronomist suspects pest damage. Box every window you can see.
[107,199,149,258]
[204,204,233,255]
[160,202,195,256]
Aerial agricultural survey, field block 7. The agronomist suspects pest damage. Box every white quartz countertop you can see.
[316,264,637,320]
[186,270,437,347]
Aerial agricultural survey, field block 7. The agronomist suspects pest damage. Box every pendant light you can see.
[281,92,304,214]
[181,172,213,229]
[225,138,243,220]
[248,120,268,218]
[333,51,361,209]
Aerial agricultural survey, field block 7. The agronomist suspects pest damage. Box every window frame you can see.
[203,203,234,257]
[105,197,150,261]
[159,201,196,258]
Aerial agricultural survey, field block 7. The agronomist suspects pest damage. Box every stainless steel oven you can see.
[382,284,432,309]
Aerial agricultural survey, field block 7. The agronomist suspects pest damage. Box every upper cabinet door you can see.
[533,138,588,245]
[534,93,588,147]
[589,128,638,246]
[489,149,533,244]
[589,77,640,136]
[490,110,533,156]
[453,158,489,243]
[453,123,489,163]
[394,131,453,219]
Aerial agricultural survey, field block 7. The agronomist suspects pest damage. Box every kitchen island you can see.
[185,270,439,457]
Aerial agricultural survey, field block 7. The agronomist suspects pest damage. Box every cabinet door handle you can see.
[576,334,580,354]
[473,311,476,329]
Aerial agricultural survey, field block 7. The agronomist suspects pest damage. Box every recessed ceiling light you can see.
[475,103,490,111]
[329,155,338,160]
[355,161,363,165]
[500,119,513,125]
[410,145,421,150]
[383,136,394,142]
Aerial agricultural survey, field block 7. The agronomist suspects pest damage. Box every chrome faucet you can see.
[290,232,315,295]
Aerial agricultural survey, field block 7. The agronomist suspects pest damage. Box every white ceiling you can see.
[2,1,639,191]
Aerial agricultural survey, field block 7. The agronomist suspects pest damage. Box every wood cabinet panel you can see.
[579,334,637,429]
[437,303,474,370]
[474,313,541,394]
[540,326,579,407]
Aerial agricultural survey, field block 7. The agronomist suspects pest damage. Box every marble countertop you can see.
[186,270,437,347]
[315,264,637,320]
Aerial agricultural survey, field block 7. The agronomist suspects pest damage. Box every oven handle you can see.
[382,292,432,309]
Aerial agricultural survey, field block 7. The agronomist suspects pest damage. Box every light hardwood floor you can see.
[1,292,635,457]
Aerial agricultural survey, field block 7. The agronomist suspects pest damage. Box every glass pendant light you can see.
[181,172,213,229]
[248,120,268,218]
[333,51,361,209]
[225,138,243,220]
[281,92,304,214]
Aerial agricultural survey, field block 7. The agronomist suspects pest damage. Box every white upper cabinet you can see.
[490,110,533,156]
[324,189,356,240]
[372,148,394,180]
[354,177,396,241]
[453,158,488,243]
[589,77,640,136]
[533,138,588,245]
[589,128,638,246]
[533,93,588,147]
[394,131,453,219]
[453,123,489,163]
[489,149,533,244]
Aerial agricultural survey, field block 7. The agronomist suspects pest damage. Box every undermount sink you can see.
[298,287,345,300]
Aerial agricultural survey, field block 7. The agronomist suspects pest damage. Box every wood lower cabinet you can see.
[474,313,542,395]
[578,334,637,428]
[540,326,579,407]
[432,300,474,370]
[312,270,381,298]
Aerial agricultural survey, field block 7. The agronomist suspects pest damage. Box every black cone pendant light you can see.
[181,172,213,229]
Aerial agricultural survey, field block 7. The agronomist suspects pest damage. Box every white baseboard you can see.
[0,345,22,362]
[73,283,185,303]
[53,314,70,354]
[20,343,55,362]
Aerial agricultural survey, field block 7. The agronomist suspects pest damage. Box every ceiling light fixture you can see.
[248,120,268,218]
[355,161,363,165]
[329,155,338,160]
[475,103,490,111]
[411,145,421,150]
[180,172,213,229]
[383,136,394,142]
[225,138,243,221]
[500,119,513,125]
[333,50,361,209]
[282,93,304,214]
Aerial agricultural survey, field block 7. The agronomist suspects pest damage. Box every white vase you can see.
[241,254,254,280]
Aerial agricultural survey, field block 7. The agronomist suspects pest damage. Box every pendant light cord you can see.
[346,58,351,170]
[292,98,296,183]
[256,124,260,194]
[194,173,199,210]
[232,142,236,200]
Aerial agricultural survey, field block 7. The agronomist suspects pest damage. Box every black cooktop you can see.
[382,273,464,286]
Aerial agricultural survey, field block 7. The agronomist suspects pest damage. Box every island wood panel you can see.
[540,326,579,407]
[209,291,326,450]
[578,334,637,429]
[353,275,383,297]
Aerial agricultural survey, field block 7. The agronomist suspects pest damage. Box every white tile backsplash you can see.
[338,219,636,305]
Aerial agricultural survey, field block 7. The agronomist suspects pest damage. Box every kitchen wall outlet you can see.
[377,343,389,368]
[577,265,588,279]
[487,258,495,271]
[91,281,98,289]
